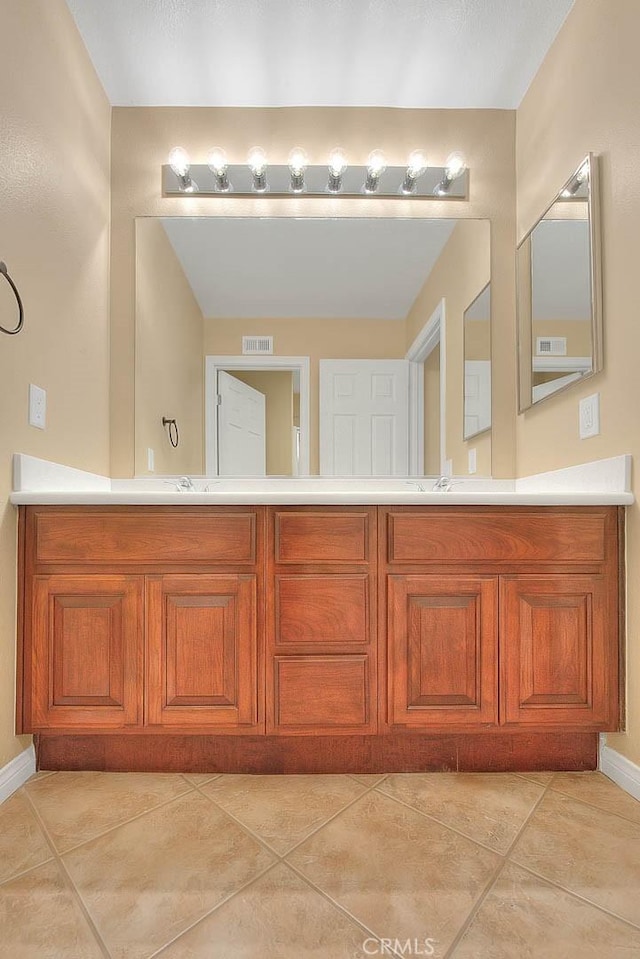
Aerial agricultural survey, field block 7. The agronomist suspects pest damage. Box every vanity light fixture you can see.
[162,147,469,199]
[401,150,429,194]
[247,146,268,192]
[363,150,387,193]
[288,147,309,193]
[327,148,348,193]
[561,159,590,197]
[168,147,198,193]
[207,147,231,192]
[433,152,468,195]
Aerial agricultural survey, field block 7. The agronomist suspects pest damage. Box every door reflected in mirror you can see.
[135,217,491,477]
[517,154,602,411]
[463,282,491,440]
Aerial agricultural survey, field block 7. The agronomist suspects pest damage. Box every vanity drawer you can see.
[274,509,373,565]
[30,508,257,565]
[386,508,609,565]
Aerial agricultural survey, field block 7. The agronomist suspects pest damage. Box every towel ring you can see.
[0,262,24,336]
[162,417,180,448]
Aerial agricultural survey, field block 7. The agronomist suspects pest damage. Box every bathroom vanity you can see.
[14,469,627,773]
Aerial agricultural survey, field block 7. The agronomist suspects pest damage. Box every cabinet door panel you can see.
[501,576,615,727]
[388,576,497,726]
[271,655,373,734]
[30,575,143,729]
[276,575,369,646]
[147,575,258,729]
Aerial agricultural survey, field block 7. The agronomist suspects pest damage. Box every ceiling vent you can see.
[242,336,273,355]
[536,336,567,356]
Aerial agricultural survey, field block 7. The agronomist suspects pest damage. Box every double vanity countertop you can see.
[9,454,634,506]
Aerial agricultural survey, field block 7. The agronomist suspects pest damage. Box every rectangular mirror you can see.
[517,154,602,411]
[463,282,491,439]
[135,217,491,477]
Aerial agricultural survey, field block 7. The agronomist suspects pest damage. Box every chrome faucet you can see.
[406,481,426,492]
[432,475,453,492]
[164,476,195,492]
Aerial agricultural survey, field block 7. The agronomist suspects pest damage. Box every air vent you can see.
[242,336,273,355]
[536,336,567,356]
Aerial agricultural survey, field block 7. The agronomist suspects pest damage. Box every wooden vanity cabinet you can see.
[19,507,265,735]
[381,507,621,733]
[266,507,378,735]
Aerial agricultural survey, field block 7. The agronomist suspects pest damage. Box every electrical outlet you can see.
[579,392,600,439]
[147,447,155,472]
[468,448,477,474]
[29,384,46,430]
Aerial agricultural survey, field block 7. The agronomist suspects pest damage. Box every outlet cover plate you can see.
[29,384,46,430]
[579,392,600,439]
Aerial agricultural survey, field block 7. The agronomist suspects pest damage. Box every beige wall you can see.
[206,317,404,474]
[424,346,441,475]
[135,220,204,475]
[0,1,111,766]
[406,220,492,476]
[516,0,640,764]
[110,106,517,478]
[230,371,294,475]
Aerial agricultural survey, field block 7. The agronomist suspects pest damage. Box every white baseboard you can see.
[0,744,36,804]
[599,737,640,802]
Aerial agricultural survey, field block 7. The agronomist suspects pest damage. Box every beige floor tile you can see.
[63,791,276,959]
[28,770,58,781]
[451,861,640,958]
[510,790,640,926]
[157,863,376,958]
[181,773,221,786]
[550,771,640,823]
[378,772,544,852]
[288,789,500,958]
[0,789,53,884]
[514,771,556,785]
[201,774,366,854]
[0,859,104,958]
[349,773,388,785]
[25,770,193,851]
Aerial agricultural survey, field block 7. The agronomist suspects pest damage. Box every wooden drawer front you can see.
[271,655,373,733]
[388,576,497,727]
[29,575,143,730]
[387,511,606,564]
[33,510,256,565]
[275,511,370,564]
[276,575,370,647]
[500,576,615,728]
[146,575,258,728]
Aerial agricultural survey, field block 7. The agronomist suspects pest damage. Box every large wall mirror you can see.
[463,282,491,440]
[517,154,602,411]
[135,216,491,477]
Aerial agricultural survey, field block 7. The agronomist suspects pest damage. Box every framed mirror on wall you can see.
[463,282,491,440]
[517,154,602,411]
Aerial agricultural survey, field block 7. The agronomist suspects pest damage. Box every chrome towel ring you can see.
[0,262,24,336]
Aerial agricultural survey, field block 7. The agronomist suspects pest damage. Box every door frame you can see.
[406,298,447,476]
[205,355,310,476]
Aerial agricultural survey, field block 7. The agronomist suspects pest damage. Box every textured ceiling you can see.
[65,0,574,108]
[159,218,459,319]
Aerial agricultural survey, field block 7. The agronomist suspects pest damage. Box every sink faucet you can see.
[432,475,453,492]
[406,481,426,492]
[164,476,195,492]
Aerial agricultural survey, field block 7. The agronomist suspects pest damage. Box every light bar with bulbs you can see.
[162,147,469,199]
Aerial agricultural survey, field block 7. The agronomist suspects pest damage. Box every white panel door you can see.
[319,360,410,476]
[217,371,266,476]
[464,360,491,437]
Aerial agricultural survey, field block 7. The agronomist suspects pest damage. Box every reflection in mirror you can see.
[463,283,491,440]
[135,217,491,477]
[517,154,602,411]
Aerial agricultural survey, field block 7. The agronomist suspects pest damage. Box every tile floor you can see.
[1,769,639,958]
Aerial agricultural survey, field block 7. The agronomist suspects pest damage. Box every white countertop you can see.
[9,454,634,506]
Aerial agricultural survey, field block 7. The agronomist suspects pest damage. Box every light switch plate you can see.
[147,447,155,472]
[28,384,46,430]
[579,392,600,439]
[468,448,477,474]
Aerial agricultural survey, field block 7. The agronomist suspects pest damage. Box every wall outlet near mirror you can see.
[468,448,477,473]
[579,392,600,439]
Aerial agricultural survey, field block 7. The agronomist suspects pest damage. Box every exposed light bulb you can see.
[576,160,590,183]
[207,147,228,175]
[247,147,268,175]
[168,147,190,178]
[407,150,428,179]
[367,150,387,177]
[444,152,467,181]
[328,148,348,177]
[288,147,309,176]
